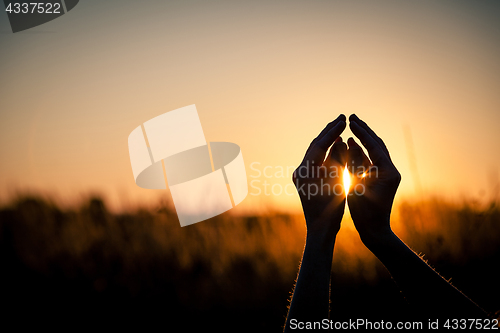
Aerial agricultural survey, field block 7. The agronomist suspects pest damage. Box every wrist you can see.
[305,223,339,254]
[361,228,398,252]
[306,215,341,234]
[303,236,336,264]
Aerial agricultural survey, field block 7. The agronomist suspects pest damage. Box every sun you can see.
[343,165,351,193]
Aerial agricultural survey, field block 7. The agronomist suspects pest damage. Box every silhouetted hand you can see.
[346,114,401,246]
[345,114,486,318]
[293,114,347,242]
[285,115,347,331]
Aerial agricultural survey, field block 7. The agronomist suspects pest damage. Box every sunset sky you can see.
[1,0,499,213]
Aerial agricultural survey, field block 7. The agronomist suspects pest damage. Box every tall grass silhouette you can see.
[0,194,498,330]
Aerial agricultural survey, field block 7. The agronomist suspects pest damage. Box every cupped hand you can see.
[346,114,401,246]
[293,115,347,241]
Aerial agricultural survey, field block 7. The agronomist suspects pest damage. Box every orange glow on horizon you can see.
[0,1,498,213]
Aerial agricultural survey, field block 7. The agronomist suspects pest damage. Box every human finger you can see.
[347,138,370,174]
[349,121,391,168]
[304,114,346,157]
[325,138,347,169]
[303,120,346,167]
[347,138,370,178]
[349,114,392,161]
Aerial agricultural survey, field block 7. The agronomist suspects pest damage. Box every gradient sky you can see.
[1,0,499,213]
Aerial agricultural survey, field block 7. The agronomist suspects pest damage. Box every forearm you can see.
[284,229,336,332]
[364,227,486,318]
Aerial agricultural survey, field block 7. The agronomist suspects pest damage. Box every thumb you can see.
[347,137,372,196]
[325,137,347,168]
[347,137,369,178]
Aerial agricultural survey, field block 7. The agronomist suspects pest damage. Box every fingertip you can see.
[347,137,361,149]
[338,114,346,122]
[331,120,346,135]
[329,140,348,165]
[349,120,359,129]
[335,120,347,132]
[334,136,345,143]
[349,114,358,122]
[333,139,347,149]
[338,141,348,153]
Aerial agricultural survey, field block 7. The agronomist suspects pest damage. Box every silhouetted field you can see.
[0,195,498,330]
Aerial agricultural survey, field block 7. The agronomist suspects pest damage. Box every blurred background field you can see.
[0,194,498,330]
